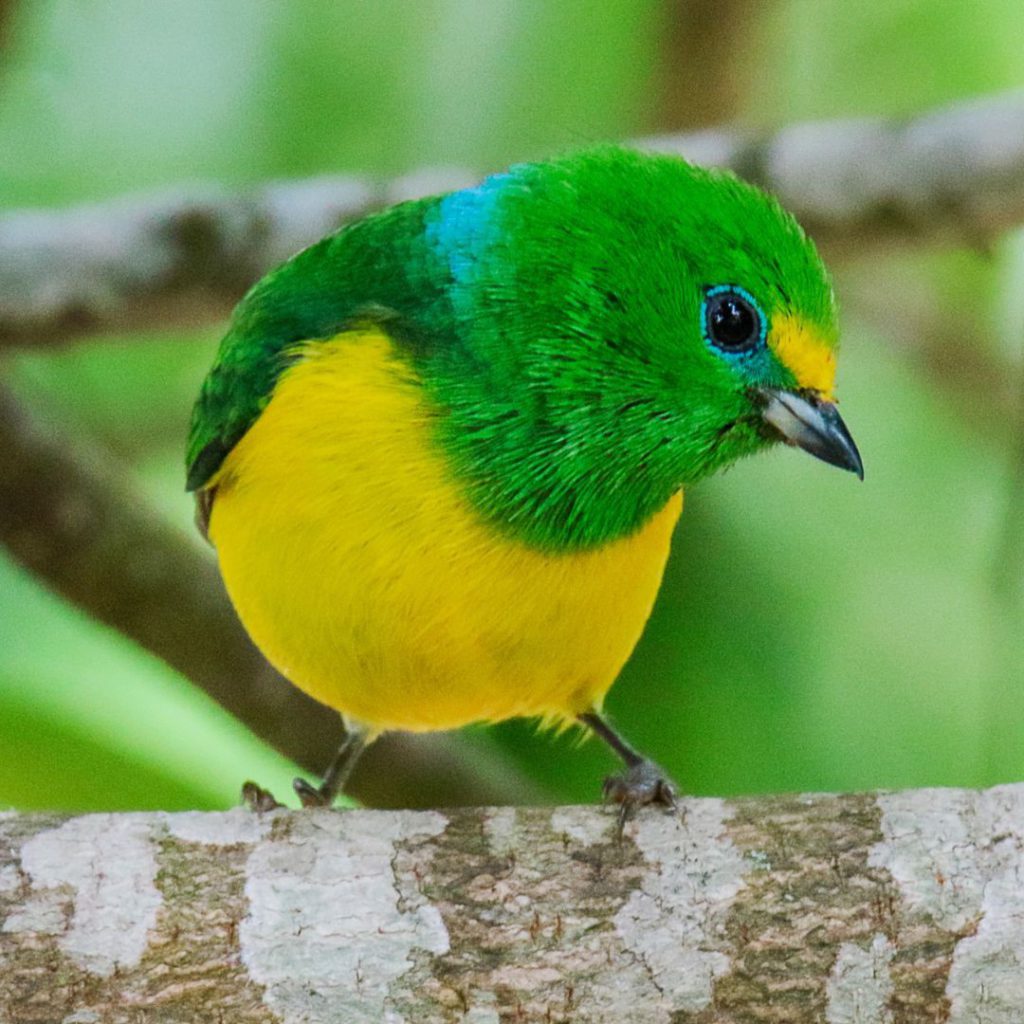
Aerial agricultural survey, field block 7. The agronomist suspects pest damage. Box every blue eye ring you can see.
[701,285,767,357]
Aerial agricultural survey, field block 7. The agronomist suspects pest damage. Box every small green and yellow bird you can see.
[187,147,861,813]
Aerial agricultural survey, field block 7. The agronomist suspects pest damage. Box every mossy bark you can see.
[1,787,1021,1023]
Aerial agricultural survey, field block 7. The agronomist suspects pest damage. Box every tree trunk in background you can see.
[0,0,15,50]
[2,786,1022,1022]
[660,0,758,131]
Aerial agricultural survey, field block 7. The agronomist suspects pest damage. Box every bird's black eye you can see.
[701,286,765,355]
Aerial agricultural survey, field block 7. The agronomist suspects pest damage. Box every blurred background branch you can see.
[0,379,536,808]
[2,89,1023,350]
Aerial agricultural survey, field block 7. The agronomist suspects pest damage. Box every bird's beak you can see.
[757,388,864,480]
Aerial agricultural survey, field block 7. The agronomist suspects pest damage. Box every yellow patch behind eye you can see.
[769,314,837,399]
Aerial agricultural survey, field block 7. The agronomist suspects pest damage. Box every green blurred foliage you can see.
[1,0,1023,811]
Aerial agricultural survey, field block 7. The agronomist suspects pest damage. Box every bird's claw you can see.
[292,776,332,808]
[602,760,676,833]
[240,778,334,810]
[241,780,285,813]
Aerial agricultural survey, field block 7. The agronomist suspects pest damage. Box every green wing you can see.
[185,196,443,492]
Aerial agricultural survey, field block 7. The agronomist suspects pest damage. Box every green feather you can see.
[188,146,837,551]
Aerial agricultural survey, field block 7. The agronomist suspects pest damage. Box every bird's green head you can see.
[421,147,860,550]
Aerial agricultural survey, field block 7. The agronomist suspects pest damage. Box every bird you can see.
[186,146,862,816]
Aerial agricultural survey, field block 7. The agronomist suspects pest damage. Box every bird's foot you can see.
[292,776,334,808]
[603,760,677,832]
[240,777,337,810]
[241,780,285,813]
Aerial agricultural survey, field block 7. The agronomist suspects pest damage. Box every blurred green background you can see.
[2,0,1023,811]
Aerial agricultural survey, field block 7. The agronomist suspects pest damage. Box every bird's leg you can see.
[579,711,676,828]
[292,725,370,808]
[241,723,370,811]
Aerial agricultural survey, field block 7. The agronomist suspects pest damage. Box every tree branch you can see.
[645,88,1024,253]
[1,786,1020,1021]
[2,90,1023,349]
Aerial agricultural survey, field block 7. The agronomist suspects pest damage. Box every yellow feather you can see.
[769,313,837,398]
[209,329,682,733]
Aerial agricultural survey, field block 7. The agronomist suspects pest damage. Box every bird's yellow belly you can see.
[208,330,682,733]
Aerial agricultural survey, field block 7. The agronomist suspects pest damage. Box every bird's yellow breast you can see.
[208,330,682,733]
